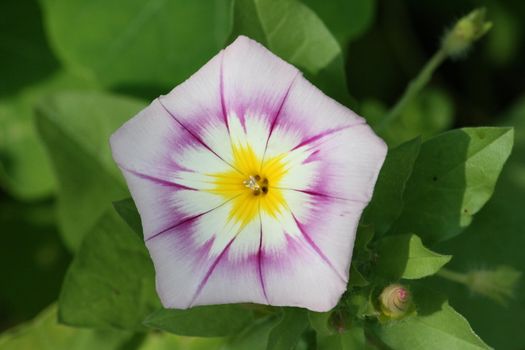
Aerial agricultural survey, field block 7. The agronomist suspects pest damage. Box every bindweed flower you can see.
[379,284,413,319]
[110,36,386,312]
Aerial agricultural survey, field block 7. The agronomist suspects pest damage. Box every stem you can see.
[436,268,469,285]
[376,48,448,132]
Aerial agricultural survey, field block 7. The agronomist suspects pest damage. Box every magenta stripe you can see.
[189,235,237,307]
[257,209,269,303]
[157,98,243,175]
[145,194,241,242]
[219,50,230,131]
[292,214,347,283]
[273,187,366,203]
[122,166,197,191]
[260,72,301,171]
[267,72,301,140]
[291,122,365,151]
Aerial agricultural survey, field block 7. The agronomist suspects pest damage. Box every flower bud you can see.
[379,284,413,319]
[442,8,492,58]
[467,266,521,305]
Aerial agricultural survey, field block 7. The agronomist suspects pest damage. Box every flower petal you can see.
[260,213,348,311]
[159,53,234,167]
[147,200,267,308]
[110,99,237,239]
[264,75,365,158]
[221,36,299,161]
[249,190,363,311]
[161,35,300,165]
[265,76,387,202]
[188,216,269,307]
[281,189,364,280]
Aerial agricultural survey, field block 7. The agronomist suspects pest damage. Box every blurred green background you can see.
[1,0,524,348]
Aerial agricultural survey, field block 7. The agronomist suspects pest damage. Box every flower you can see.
[110,36,386,312]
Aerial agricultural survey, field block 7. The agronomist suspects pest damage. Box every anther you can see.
[243,175,269,195]
[243,176,260,191]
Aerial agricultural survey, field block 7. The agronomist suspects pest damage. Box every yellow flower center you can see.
[209,144,288,228]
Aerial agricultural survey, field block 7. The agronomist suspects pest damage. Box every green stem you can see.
[436,268,469,285]
[376,49,448,132]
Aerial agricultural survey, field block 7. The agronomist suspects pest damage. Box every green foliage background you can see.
[1,0,524,349]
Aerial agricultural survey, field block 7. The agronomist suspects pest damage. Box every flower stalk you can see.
[375,49,447,132]
[376,8,492,133]
[437,266,521,305]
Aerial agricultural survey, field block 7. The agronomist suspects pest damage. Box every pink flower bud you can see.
[379,284,413,319]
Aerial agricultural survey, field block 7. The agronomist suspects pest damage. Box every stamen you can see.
[243,175,269,195]
[243,176,260,191]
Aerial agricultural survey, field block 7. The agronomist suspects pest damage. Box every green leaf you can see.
[139,333,224,350]
[348,290,378,320]
[381,88,455,147]
[0,199,70,325]
[0,71,95,200]
[349,226,373,287]
[308,311,333,337]
[40,0,232,90]
[58,209,160,331]
[363,138,421,234]
[36,92,145,251]
[0,304,226,350]
[375,234,451,279]
[0,0,59,96]
[390,127,514,243]
[352,224,374,263]
[301,0,376,45]
[226,316,280,350]
[232,0,339,74]
[349,266,369,287]
[231,0,354,107]
[373,288,490,350]
[430,97,525,349]
[0,83,55,200]
[266,308,309,350]
[144,305,254,337]
[0,305,134,350]
[317,326,366,350]
[113,198,142,239]
[354,225,374,253]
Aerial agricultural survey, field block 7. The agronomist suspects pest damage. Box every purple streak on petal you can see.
[189,235,238,307]
[158,97,243,175]
[291,122,365,151]
[145,194,241,242]
[275,187,367,204]
[257,208,269,303]
[302,149,320,164]
[260,72,301,171]
[268,72,301,138]
[292,213,347,283]
[219,50,230,132]
[120,166,198,191]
